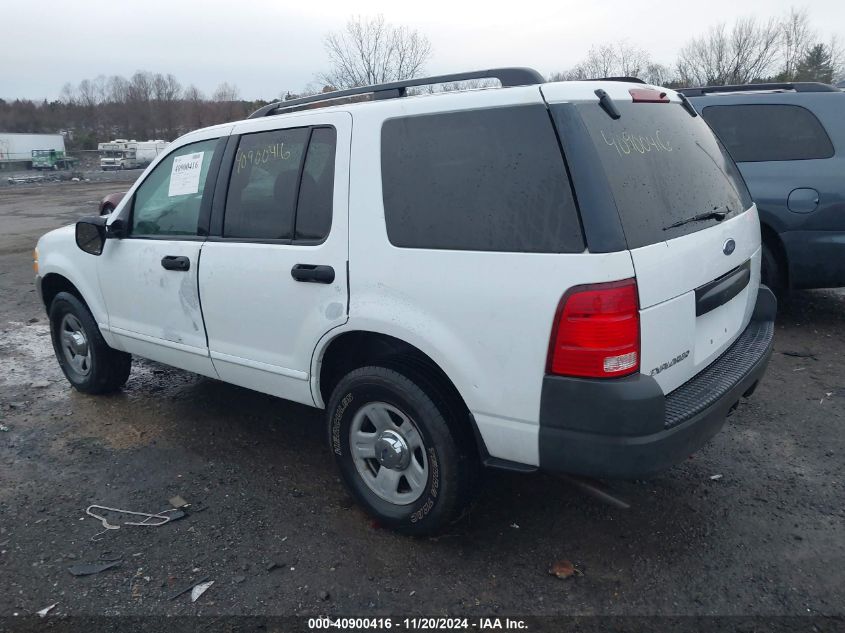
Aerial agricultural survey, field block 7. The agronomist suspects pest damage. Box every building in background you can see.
[0,133,66,171]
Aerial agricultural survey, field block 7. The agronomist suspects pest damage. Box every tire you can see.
[761,243,785,298]
[100,203,114,216]
[49,292,131,394]
[326,365,478,535]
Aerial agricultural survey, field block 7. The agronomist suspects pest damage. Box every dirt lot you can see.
[0,180,843,620]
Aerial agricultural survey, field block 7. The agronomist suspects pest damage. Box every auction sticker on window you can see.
[168,152,205,197]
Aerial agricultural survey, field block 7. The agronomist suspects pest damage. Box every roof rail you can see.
[679,82,838,97]
[248,67,545,118]
[588,76,646,84]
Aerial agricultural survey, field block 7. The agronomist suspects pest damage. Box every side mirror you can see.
[75,216,107,256]
[106,218,128,239]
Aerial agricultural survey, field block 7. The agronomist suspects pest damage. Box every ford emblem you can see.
[723,238,736,255]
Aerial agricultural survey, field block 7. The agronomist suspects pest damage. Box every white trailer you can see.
[0,133,65,170]
[98,139,168,171]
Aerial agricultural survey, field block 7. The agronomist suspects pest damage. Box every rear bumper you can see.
[537,286,776,478]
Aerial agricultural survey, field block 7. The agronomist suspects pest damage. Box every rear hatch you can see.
[545,84,760,394]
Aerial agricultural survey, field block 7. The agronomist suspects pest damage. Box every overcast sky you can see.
[3,0,843,101]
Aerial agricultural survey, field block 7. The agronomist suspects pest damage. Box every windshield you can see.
[569,101,752,250]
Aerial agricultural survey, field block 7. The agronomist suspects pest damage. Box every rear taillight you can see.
[547,279,640,378]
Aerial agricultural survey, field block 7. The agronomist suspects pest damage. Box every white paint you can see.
[35,80,763,471]
[633,209,761,393]
[199,110,352,406]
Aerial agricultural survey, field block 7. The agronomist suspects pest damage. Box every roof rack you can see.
[588,76,646,84]
[249,67,545,119]
[679,82,838,97]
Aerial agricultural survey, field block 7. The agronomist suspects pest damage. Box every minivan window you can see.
[224,128,309,240]
[132,139,218,236]
[568,102,752,250]
[381,105,584,253]
[701,104,834,162]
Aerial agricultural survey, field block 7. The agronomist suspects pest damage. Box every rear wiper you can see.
[663,207,730,230]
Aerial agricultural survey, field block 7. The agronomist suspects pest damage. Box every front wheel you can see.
[49,292,131,394]
[326,365,478,535]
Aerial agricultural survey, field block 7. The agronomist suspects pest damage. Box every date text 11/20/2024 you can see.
[307,617,528,630]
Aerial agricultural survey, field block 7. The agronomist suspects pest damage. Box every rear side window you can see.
[701,104,834,162]
[569,102,752,250]
[295,127,336,241]
[224,128,309,240]
[381,105,584,253]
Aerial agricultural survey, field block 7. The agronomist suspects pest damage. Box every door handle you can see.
[161,255,190,271]
[291,264,335,284]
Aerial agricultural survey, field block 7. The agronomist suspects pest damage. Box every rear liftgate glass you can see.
[556,90,752,251]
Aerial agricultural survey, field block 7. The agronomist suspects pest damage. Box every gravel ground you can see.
[1,167,143,189]
[0,181,843,620]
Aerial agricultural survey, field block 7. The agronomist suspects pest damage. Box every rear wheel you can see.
[761,243,786,298]
[100,203,114,216]
[49,292,131,394]
[326,365,478,535]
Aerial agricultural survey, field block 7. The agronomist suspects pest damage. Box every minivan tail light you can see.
[547,279,640,378]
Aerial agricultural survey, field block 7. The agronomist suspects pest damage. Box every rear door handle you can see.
[161,255,190,271]
[291,264,335,284]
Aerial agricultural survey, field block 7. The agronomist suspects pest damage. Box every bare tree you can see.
[106,75,130,104]
[153,73,182,139]
[550,42,661,82]
[182,84,206,130]
[59,83,77,105]
[212,82,242,123]
[77,79,100,109]
[580,45,618,78]
[644,63,673,86]
[830,36,845,82]
[615,43,651,78]
[780,7,815,81]
[319,15,432,89]
[676,17,781,86]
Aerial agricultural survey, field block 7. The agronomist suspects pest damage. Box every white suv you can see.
[35,68,776,534]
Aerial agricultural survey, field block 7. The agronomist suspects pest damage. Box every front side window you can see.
[380,105,584,253]
[702,104,834,162]
[131,139,219,236]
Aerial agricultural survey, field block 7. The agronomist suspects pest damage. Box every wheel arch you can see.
[313,329,486,460]
[760,222,790,289]
[37,249,115,348]
[40,272,89,311]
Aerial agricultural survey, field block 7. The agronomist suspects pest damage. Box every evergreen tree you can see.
[795,44,835,83]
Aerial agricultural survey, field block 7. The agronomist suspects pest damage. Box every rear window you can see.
[701,104,834,162]
[570,102,752,250]
[381,105,584,253]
